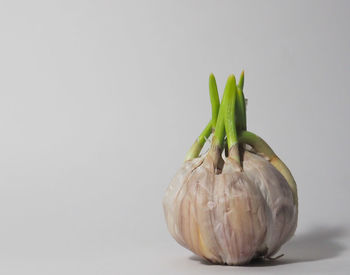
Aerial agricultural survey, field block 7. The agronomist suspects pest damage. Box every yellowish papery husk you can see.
[162,147,297,265]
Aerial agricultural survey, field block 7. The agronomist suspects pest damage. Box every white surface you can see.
[0,0,349,274]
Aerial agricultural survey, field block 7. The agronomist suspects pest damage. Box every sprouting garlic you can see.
[162,73,298,265]
[163,146,297,265]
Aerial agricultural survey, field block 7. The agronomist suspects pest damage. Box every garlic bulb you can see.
[162,73,298,265]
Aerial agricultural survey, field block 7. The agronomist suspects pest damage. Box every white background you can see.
[0,0,349,274]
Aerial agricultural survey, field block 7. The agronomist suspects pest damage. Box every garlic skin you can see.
[162,150,297,265]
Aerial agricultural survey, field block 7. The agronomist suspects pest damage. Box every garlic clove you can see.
[242,151,297,256]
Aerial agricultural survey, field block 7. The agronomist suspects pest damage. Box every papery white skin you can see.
[163,149,297,265]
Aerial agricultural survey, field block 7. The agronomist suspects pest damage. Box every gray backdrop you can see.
[0,0,349,274]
